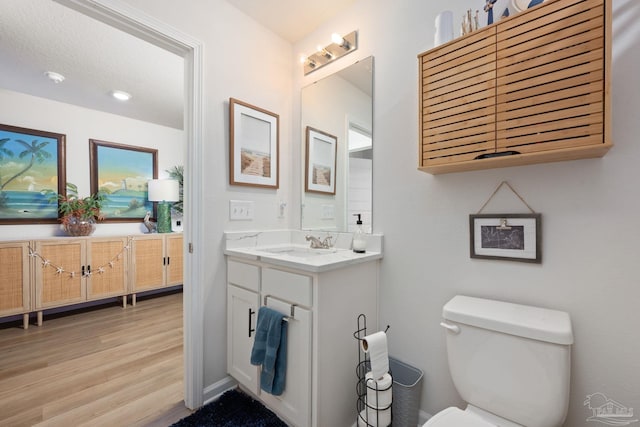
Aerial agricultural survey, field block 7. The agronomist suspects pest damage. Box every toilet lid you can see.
[424,407,495,427]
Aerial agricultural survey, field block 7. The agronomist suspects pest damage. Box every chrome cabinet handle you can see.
[440,322,460,334]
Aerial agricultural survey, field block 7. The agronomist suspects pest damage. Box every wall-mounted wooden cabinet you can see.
[419,0,611,174]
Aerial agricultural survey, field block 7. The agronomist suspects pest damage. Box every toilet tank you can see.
[442,296,573,427]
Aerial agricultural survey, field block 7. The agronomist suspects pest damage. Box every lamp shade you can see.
[148,179,179,202]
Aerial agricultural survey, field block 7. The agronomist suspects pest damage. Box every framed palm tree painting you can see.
[0,123,66,224]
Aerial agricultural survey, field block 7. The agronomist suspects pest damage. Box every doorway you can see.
[53,0,204,409]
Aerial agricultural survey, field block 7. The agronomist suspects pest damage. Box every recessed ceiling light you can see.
[44,71,65,84]
[111,90,132,101]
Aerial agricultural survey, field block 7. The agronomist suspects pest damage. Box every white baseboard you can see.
[202,375,238,405]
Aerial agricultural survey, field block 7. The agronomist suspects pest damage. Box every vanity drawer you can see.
[227,260,259,292]
[262,268,312,307]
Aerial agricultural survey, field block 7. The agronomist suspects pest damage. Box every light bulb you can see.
[331,33,344,45]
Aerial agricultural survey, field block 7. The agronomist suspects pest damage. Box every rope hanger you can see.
[476,181,536,215]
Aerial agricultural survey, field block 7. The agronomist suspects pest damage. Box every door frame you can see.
[55,0,205,409]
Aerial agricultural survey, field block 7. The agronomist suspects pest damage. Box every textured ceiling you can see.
[0,0,184,129]
[0,1,355,130]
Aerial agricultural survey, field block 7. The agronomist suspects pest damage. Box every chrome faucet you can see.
[305,234,333,249]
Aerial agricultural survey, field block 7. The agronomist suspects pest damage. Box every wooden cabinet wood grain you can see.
[0,241,31,328]
[419,0,611,174]
[130,234,183,304]
[1,233,182,327]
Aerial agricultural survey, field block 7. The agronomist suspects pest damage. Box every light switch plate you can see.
[229,200,254,220]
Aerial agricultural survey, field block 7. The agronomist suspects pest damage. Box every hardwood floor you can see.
[0,292,192,427]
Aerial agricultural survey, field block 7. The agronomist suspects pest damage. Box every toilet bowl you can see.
[424,296,573,427]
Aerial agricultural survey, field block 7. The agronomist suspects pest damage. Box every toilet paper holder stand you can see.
[354,314,392,427]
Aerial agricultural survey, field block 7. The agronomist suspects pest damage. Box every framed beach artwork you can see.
[0,123,66,224]
[89,140,157,222]
[305,126,337,195]
[469,213,541,263]
[229,98,279,189]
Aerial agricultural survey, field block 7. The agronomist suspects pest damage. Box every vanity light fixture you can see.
[44,71,65,84]
[302,30,358,75]
[111,90,132,101]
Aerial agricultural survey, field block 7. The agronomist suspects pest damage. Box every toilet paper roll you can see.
[361,331,389,380]
[434,10,454,46]
[365,372,393,409]
[357,407,391,427]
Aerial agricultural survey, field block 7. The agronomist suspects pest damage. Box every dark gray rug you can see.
[171,389,288,427]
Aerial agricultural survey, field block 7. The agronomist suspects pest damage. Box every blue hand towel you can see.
[250,306,288,396]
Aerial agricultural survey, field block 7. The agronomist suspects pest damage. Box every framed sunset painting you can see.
[0,123,66,224]
[89,140,157,222]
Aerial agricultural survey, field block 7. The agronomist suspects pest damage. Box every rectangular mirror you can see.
[301,56,373,233]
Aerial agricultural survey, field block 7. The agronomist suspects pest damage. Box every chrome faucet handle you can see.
[305,235,323,248]
[321,235,333,249]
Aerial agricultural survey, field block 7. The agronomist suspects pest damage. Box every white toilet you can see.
[425,295,573,427]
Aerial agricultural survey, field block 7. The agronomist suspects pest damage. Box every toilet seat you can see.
[423,407,495,427]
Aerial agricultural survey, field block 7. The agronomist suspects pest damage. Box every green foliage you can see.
[166,165,184,215]
[47,182,107,224]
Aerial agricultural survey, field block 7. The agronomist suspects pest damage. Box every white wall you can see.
[295,0,640,425]
[0,88,184,238]
[120,0,294,389]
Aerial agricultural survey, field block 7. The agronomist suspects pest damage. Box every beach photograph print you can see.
[305,127,337,195]
[89,140,157,222]
[229,98,279,188]
[240,112,272,178]
[0,124,66,224]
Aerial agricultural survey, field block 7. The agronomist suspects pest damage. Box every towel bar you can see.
[263,294,297,320]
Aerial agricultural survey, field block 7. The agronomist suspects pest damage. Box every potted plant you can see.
[48,182,107,236]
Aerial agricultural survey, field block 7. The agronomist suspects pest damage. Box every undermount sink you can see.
[261,246,338,258]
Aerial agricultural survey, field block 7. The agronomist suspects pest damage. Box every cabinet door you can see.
[130,236,165,291]
[0,241,31,316]
[261,297,312,427]
[495,0,606,154]
[166,234,183,286]
[34,240,86,309]
[227,284,260,394]
[419,26,497,168]
[86,237,128,300]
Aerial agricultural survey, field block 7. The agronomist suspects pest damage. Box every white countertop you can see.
[223,230,383,273]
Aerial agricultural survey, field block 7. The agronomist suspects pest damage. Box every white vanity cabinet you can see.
[261,268,313,427]
[226,256,379,427]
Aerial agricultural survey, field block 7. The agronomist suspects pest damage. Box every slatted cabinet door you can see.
[86,237,129,300]
[419,26,497,167]
[34,239,85,309]
[496,0,607,154]
[0,241,30,317]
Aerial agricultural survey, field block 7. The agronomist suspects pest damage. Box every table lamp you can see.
[148,179,180,233]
